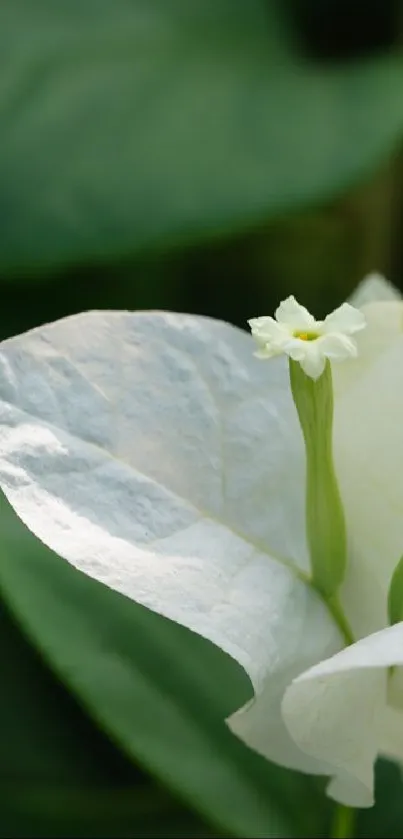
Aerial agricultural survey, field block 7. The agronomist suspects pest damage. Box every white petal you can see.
[349,273,401,307]
[253,347,278,359]
[333,300,403,399]
[280,337,308,361]
[0,314,328,647]
[247,315,274,335]
[0,309,344,777]
[318,332,357,361]
[228,600,342,777]
[298,345,326,380]
[323,302,366,335]
[275,296,317,330]
[282,623,403,807]
[248,316,289,350]
[379,704,403,764]
[334,332,403,636]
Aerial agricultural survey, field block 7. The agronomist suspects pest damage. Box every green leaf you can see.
[0,491,302,839]
[356,759,403,838]
[388,554,403,625]
[1,0,403,274]
[1,784,216,839]
[0,597,137,785]
[1,576,212,837]
[0,618,214,836]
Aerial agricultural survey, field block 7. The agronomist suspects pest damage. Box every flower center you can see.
[294,331,319,341]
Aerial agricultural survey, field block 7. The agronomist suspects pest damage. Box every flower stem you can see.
[326,594,354,646]
[289,359,347,598]
[330,805,355,839]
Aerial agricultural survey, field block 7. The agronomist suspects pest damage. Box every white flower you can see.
[248,295,366,379]
[0,274,403,808]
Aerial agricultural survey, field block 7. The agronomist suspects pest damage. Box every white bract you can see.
[248,296,366,379]
[347,271,402,307]
[0,274,403,806]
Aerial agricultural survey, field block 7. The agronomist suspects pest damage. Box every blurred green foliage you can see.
[1,1,403,837]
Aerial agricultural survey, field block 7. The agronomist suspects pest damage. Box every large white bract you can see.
[0,275,403,805]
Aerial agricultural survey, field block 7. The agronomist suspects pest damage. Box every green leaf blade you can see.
[1,1,403,274]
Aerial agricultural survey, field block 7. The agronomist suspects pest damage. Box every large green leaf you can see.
[1,0,403,274]
[0,491,307,838]
[356,759,403,839]
[1,784,217,839]
[0,598,138,785]
[0,577,216,837]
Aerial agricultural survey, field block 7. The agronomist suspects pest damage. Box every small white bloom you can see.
[248,295,366,379]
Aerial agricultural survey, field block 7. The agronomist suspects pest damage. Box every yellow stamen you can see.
[294,330,318,341]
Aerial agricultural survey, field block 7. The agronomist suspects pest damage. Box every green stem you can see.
[330,804,355,839]
[288,358,356,644]
[289,359,347,598]
[326,594,354,646]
